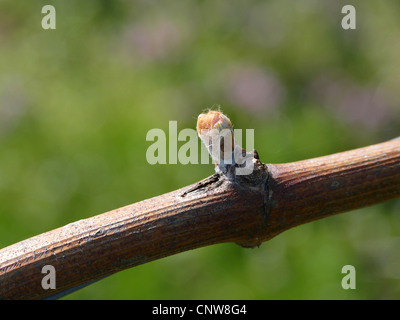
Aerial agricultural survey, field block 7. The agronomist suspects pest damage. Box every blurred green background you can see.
[1,0,400,299]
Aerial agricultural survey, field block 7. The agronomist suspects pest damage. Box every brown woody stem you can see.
[0,138,399,299]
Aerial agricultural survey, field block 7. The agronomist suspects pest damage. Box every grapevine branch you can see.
[0,137,399,299]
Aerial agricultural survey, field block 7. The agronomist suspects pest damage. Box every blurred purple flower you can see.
[121,18,185,62]
[0,78,29,136]
[310,76,395,129]
[223,65,285,116]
